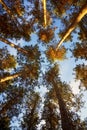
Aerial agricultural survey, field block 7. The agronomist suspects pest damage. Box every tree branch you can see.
[0,37,29,55]
[56,4,87,50]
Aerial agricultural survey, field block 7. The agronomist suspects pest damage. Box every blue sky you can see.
[0,1,87,129]
[0,20,87,122]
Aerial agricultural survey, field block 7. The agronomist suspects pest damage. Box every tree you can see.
[0,0,33,40]
[0,0,87,129]
[56,3,87,50]
[50,0,80,16]
[0,46,17,92]
[79,15,87,40]
[0,85,25,116]
[74,64,87,88]
[0,46,16,70]
[0,83,25,130]
[72,40,87,60]
[41,89,60,130]
[38,27,54,43]
[46,46,67,61]
[31,0,52,27]
[21,92,40,130]
[45,65,84,130]
[0,45,40,83]
[0,37,29,55]
[0,116,10,130]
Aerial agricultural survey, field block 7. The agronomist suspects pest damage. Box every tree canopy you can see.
[0,0,87,129]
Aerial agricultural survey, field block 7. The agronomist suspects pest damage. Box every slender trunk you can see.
[56,4,87,50]
[0,72,21,83]
[27,96,39,130]
[53,81,75,130]
[0,37,29,55]
[42,0,47,27]
[48,104,55,130]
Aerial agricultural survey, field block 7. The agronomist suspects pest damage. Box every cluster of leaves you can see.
[17,45,41,80]
[46,46,67,61]
[0,116,10,130]
[0,0,87,129]
[45,64,59,83]
[21,92,40,130]
[32,0,52,27]
[73,40,87,60]
[1,55,16,70]
[23,45,41,61]
[50,0,78,16]
[11,0,24,16]
[38,28,54,43]
[74,64,87,88]
[71,15,87,89]
[41,101,60,130]
[0,47,16,70]
[31,0,44,26]
[44,65,85,130]
[0,86,25,116]
[0,0,33,40]
[79,15,87,40]
[0,17,32,41]
[0,0,24,16]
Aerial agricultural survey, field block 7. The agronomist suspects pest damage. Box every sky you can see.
[0,0,87,129]
[1,20,87,118]
[60,60,87,120]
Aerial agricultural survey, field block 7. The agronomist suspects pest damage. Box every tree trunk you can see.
[42,0,47,27]
[27,95,39,130]
[0,72,21,83]
[0,37,29,55]
[56,4,87,50]
[53,81,75,130]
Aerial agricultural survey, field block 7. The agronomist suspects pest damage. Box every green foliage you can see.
[0,72,13,93]
[73,41,87,60]
[17,45,41,80]
[39,28,54,43]
[46,46,67,61]
[0,0,87,129]
[74,64,87,88]
[0,86,25,117]
[79,15,87,40]
[0,0,32,40]
[50,0,78,16]
[0,47,17,70]
[32,0,44,26]
[41,100,60,130]
[21,92,40,130]
[44,65,84,130]
[1,54,16,70]
[45,64,59,83]
[0,116,10,130]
